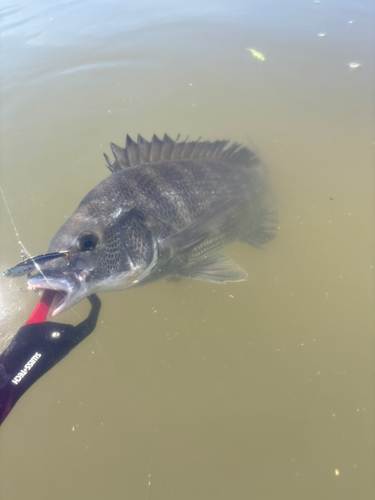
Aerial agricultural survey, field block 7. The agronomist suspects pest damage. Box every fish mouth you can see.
[27,270,88,317]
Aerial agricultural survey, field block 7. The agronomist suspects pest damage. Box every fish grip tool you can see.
[0,292,101,426]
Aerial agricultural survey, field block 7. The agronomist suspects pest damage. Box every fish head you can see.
[28,201,157,316]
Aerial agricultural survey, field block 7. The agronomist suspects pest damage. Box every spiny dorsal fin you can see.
[104,152,117,173]
[104,134,258,172]
[171,137,188,160]
[161,134,175,160]
[137,134,151,163]
[126,134,140,165]
[150,134,163,162]
[110,142,131,170]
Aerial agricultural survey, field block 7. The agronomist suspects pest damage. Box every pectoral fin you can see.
[159,199,239,258]
[176,253,247,283]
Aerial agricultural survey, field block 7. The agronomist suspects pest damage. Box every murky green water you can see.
[0,1,374,499]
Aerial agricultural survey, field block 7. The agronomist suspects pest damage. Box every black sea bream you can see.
[28,134,277,316]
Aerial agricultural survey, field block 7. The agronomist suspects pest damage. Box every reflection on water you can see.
[0,1,374,499]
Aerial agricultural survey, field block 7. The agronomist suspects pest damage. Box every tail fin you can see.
[240,200,278,248]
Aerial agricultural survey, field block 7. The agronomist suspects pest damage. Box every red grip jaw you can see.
[24,290,56,325]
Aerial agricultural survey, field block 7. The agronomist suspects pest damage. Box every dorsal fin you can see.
[161,134,175,160]
[197,141,211,159]
[110,142,131,170]
[137,134,151,163]
[171,137,188,160]
[212,140,229,158]
[182,138,200,159]
[104,134,258,172]
[126,134,140,165]
[150,134,163,162]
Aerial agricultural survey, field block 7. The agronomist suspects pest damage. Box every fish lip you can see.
[27,270,86,317]
[49,290,68,317]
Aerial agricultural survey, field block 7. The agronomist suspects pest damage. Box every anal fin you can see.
[176,253,247,283]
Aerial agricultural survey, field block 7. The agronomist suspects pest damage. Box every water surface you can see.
[0,1,374,499]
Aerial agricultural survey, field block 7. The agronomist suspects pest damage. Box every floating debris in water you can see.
[349,20,354,24]
[317,33,326,37]
[246,48,265,61]
[349,62,361,69]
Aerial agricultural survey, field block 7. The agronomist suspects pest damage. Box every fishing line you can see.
[0,184,59,286]
[0,185,83,322]
[0,185,31,260]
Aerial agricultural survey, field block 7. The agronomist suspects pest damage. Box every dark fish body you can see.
[27,134,277,316]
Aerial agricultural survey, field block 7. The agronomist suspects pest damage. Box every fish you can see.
[3,252,68,278]
[27,134,277,316]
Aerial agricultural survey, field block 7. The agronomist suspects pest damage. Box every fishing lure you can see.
[3,252,69,278]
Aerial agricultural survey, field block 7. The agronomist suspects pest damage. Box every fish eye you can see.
[77,233,98,252]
